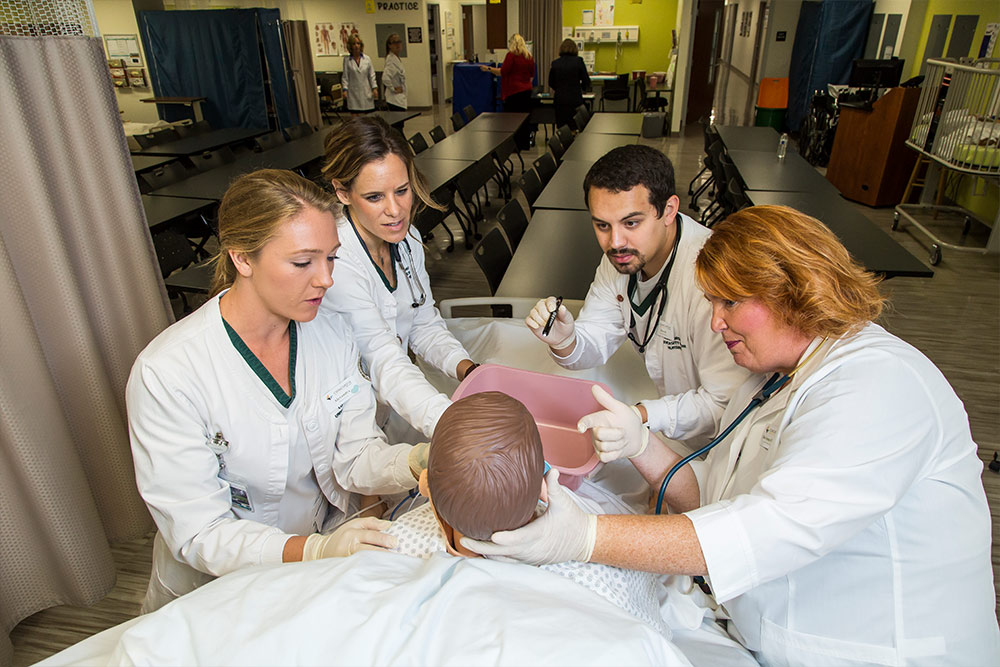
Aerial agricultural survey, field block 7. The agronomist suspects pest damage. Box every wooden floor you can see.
[10,106,998,665]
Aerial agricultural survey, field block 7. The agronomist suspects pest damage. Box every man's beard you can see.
[606,248,645,275]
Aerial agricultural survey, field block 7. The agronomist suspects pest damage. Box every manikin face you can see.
[707,296,812,374]
[588,185,680,280]
[231,206,339,322]
[334,153,413,246]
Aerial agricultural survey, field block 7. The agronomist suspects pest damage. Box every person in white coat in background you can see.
[127,170,424,613]
[321,116,477,444]
[469,205,1000,666]
[382,33,406,111]
[526,145,750,456]
[342,34,377,114]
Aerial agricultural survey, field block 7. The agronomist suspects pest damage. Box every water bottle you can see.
[777,133,788,159]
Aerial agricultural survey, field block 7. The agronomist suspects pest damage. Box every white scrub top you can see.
[126,295,415,611]
[555,213,752,450]
[383,52,407,108]
[342,53,377,111]
[686,323,1000,666]
[321,212,469,439]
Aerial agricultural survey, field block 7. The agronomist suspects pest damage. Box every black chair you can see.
[174,120,212,138]
[473,228,513,295]
[189,146,236,173]
[556,125,574,149]
[451,111,466,131]
[285,122,314,140]
[134,128,181,149]
[413,199,455,252]
[637,77,669,113]
[454,157,495,245]
[532,152,557,186]
[518,168,543,210]
[254,131,284,152]
[576,104,592,123]
[408,132,429,155]
[599,74,629,111]
[430,125,447,143]
[139,161,191,192]
[492,134,522,199]
[572,106,589,131]
[152,228,212,313]
[496,199,529,250]
[463,104,478,122]
[546,135,565,162]
[701,150,736,226]
[688,118,720,210]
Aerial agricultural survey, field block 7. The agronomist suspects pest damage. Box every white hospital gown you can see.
[386,501,668,636]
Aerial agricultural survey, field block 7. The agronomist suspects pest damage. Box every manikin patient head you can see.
[426,392,545,543]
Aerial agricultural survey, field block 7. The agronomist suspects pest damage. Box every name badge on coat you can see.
[324,376,360,417]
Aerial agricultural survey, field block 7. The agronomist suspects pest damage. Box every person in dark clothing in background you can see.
[548,39,591,130]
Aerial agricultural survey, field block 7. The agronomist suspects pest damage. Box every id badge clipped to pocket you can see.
[208,431,254,512]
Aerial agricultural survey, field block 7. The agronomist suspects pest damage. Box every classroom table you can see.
[495,209,602,300]
[714,125,781,152]
[582,113,643,135]
[371,109,420,130]
[418,130,511,162]
[131,155,174,173]
[141,194,214,231]
[148,130,330,200]
[414,156,474,194]
[141,96,207,122]
[533,160,593,211]
[561,132,638,163]
[745,190,932,278]
[130,127,269,157]
[463,112,529,133]
[727,149,840,193]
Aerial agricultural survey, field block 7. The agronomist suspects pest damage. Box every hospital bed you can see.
[38,299,756,666]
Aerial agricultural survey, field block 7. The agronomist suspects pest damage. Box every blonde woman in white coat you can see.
[321,116,477,444]
[383,33,407,111]
[127,170,424,612]
[343,34,377,113]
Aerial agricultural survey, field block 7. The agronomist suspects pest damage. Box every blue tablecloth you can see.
[452,63,499,116]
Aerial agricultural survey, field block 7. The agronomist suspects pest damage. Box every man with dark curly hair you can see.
[524,145,750,460]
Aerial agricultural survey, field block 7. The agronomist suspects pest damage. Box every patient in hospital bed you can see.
[385,391,668,635]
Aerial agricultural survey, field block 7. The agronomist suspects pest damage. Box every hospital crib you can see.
[893,58,1000,265]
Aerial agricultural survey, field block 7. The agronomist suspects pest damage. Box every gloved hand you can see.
[577,385,649,462]
[408,441,430,479]
[525,297,576,350]
[460,468,597,565]
[301,516,396,560]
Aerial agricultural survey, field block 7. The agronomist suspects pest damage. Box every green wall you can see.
[562,0,678,74]
[908,0,1000,79]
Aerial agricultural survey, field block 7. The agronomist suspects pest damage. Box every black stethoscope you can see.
[390,240,427,309]
[626,221,683,354]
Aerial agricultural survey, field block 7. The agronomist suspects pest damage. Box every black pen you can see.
[542,296,563,336]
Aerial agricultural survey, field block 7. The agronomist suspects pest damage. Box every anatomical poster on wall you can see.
[595,0,615,27]
[314,23,337,56]
[340,23,360,54]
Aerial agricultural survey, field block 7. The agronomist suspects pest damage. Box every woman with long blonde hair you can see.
[480,33,536,148]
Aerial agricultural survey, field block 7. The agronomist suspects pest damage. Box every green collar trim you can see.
[346,209,396,292]
[627,273,661,317]
[222,317,297,408]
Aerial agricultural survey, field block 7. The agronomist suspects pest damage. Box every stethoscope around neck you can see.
[627,221,683,354]
[346,208,426,309]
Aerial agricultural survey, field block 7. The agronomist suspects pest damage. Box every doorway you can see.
[462,5,474,61]
[428,3,442,104]
[686,0,724,124]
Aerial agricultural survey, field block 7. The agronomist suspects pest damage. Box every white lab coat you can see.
[554,213,752,450]
[686,323,1000,666]
[321,213,469,439]
[383,52,407,108]
[342,53,377,111]
[126,296,416,612]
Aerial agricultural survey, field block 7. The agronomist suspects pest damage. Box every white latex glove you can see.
[460,468,597,565]
[301,517,396,560]
[408,441,430,478]
[577,385,649,463]
[524,297,576,350]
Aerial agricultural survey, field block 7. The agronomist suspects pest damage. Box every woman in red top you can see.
[481,34,535,149]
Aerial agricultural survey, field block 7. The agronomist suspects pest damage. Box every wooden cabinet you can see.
[826,87,920,207]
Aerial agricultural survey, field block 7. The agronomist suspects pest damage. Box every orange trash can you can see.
[755,77,788,130]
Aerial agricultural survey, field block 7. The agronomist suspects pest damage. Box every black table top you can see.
[131,155,174,172]
[727,149,840,193]
[496,209,603,300]
[582,113,643,135]
[714,125,781,152]
[150,131,330,200]
[746,190,932,278]
[419,130,511,162]
[371,110,420,126]
[414,156,474,193]
[130,127,269,157]
[533,160,593,211]
[141,194,214,230]
[561,132,638,163]
[464,112,529,133]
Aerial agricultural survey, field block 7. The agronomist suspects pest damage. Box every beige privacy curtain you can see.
[519,0,562,89]
[283,20,322,129]
[0,34,171,663]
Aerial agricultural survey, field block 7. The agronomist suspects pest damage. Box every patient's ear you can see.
[418,469,430,498]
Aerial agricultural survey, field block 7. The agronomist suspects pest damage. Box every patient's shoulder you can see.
[385,503,448,558]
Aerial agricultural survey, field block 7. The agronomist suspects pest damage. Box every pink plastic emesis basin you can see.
[451,364,604,491]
